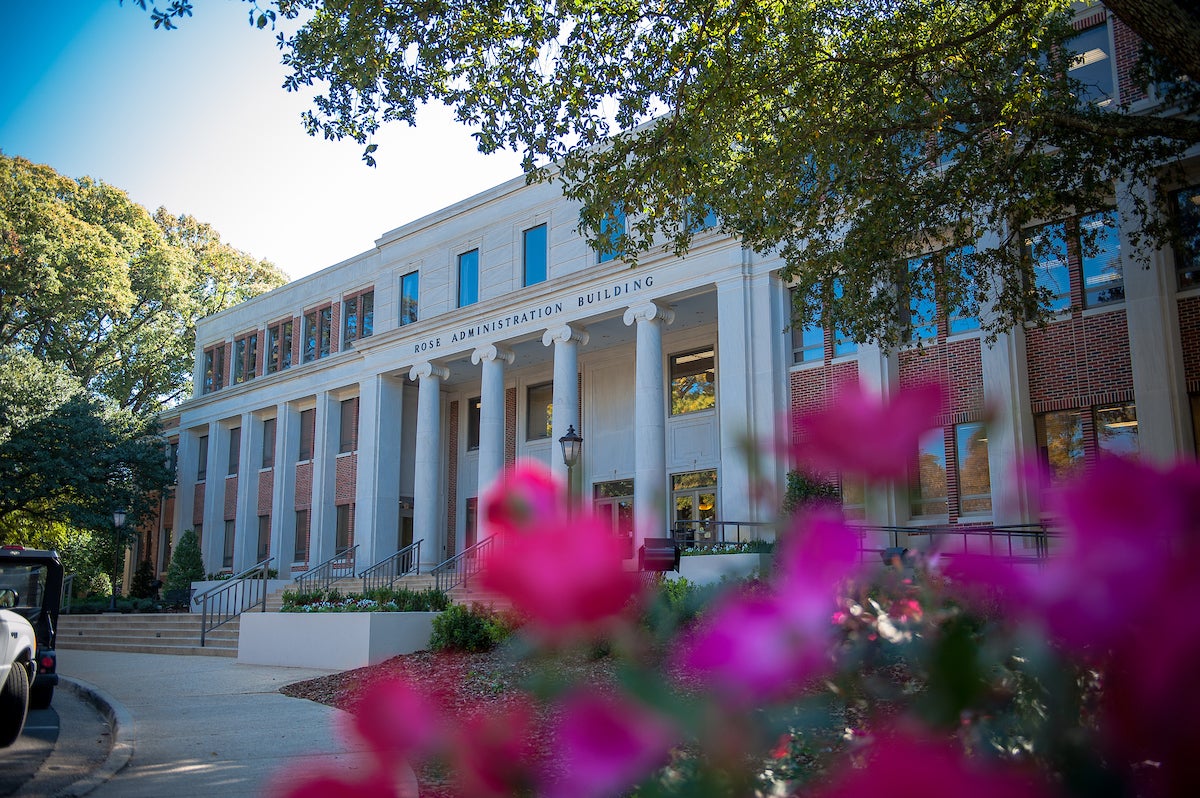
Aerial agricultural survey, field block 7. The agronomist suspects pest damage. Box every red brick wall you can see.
[1112,14,1147,105]
[1180,295,1200,390]
[294,462,313,510]
[192,483,205,526]
[335,453,357,503]
[223,476,237,520]
[1026,311,1133,410]
[257,470,273,515]
[788,362,860,445]
[898,339,984,421]
[505,386,517,465]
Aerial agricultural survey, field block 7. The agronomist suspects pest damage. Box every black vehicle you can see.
[0,546,63,709]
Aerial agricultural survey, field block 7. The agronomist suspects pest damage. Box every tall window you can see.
[955,423,992,515]
[299,408,316,461]
[458,249,479,307]
[257,515,270,561]
[294,509,309,562]
[233,333,258,384]
[342,289,374,349]
[1035,410,1085,482]
[523,224,548,286]
[1066,18,1115,108]
[1171,185,1200,290]
[1025,222,1072,312]
[202,344,225,394]
[669,348,716,415]
[1096,403,1139,459]
[1080,211,1124,307]
[339,398,359,454]
[597,206,625,263]
[790,287,824,365]
[907,256,939,341]
[526,382,553,441]
[222,520,235,569]
[1025,212,1123,313]
[467,396,482,451]
[336,504,353,551]
[910,428,948,517]
[302,305,333,362]
[261,417,276,469]
[167,441,179,482]
[227,427,240,475]
[197,434,209,481]
[906,247,979,340]
[266,319,293,374]
[672,470,718,542]
[400,271,420,325]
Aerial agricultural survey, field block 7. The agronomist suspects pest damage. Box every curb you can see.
[54,676,135,797]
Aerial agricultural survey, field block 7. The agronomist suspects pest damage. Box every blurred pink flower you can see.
[814,731,1055,798]
[480,465,641,639]
[774,509,864,631]
[484,462,567,533]
[340,677,443,765]
[272,771,400,798]
[450,703,538,798]
[543,690,676,798]
[789,380,945,481]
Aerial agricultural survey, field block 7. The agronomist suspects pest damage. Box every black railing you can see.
[431,536,496,593]
[670,520,775,550]
[293,545,358,593]
[193,557,274,647]
[61,573,75,615]
[853,523,1054,565]
[360,541,422,593]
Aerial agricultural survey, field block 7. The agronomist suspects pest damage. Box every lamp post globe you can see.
[110,509,127,611]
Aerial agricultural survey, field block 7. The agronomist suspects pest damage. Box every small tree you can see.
[781,470,841,516]
[164,530,204,600]
[129,559,156,599]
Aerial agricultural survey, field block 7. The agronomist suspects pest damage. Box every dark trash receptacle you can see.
[881,547,909,567]
[640,538,681,572]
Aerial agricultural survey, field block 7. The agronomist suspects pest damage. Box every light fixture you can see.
[110,508,127,611]
[559,425,582,469]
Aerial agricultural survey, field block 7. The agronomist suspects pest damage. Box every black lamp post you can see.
[559,425,583,516]
[110,508,126,611]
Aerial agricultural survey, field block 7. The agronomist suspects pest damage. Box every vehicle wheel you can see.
[29,683,54,710]
[0,662,31,747]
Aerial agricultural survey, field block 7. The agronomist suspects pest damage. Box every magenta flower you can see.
[450,703,538,798]
[271,770,403,798]
[480,464,641,639]
[340,677,443,765]
[814,731,1055,798]
[789,380,945,481]
[774,509,864,631]
[543,690,676,798]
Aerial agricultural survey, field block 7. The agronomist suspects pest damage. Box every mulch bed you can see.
[281,649,621,797]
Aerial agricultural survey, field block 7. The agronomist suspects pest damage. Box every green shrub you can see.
[280,585,451,612]
[781,470,840,516]
[430,603,512,652]
[164,530,205,595]
[130,560,157,598]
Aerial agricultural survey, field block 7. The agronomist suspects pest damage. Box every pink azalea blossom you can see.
[340,677,443,765]
[272,770,401,798]
[814,730,1056,798]
[789,380,946,481]
[543,690,677,798]
[450,703,538,798]
[480,465,641,639]
[484,462,567,533]
[774,509,864,632]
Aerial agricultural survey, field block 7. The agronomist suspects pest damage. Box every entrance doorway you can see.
[593,479,635,559]
[672,469,717,546]
[397,500,414,551]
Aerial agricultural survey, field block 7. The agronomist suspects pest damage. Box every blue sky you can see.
[0,0,524,279]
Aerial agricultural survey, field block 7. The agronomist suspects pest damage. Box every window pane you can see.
[400,271,420,325]
[1096,403,1138,459]
[343,297,358,345]
[955,423,991,515]
[1081,211,1124,307]
[832,279,857,356]
[294,510,309,561]
[228,427,240,475]
[526,382,553,440]
[299,408,315,461]
[908,256,938,341]
[197,435,208,481]
[339,398,358,453]
[598,206,625,263]
[1035,410,1085,482]
[670,348,716,415]
[672,470,718,491]
[523,224,547,286]
[303,311,318,362]
[1172,186,1200,290]
[262,417,276,468]
[841,478,866,521]
[257,515,270,561]
[1026,222,1071,313]
[233,338,247,382]
[792,322,825,364]
[223,520,235,568]
[458,249,479,307]
[319,307,332,357]
[946,247,980,334]
[361,291,374,338]
[1067,22,1115,108]
[467,396,482,451]
[911,428,948,516]
[336,504,352,551]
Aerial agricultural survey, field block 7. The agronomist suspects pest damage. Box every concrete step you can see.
[56,613,240,657]
[58,640,238,657]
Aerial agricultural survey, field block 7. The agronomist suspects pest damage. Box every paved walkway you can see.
[56,650,391,798]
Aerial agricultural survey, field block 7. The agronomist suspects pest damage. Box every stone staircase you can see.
[56,612,240,657]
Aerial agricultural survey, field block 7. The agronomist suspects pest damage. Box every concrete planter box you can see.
[188,579,292,614]
[237,611,439,669]
[668,553,771,585]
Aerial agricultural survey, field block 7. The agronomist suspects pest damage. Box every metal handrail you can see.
[852,523,1054,565]
[430,536,496,593]
[194,557,274,647]
[62,573,75,615]
[360,540,422,593]
[293,545,358,593]
[671,520,775,549]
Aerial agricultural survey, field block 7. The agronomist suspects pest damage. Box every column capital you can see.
[471,343,515,366]
[409,361,450,381]
[541,323,590,348]
[623,301,675,327]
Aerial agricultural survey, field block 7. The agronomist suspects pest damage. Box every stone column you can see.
[472,344,514,538]
[271,403,301,573]
[309,391,340,565]
[411,362,449,571]
[355,373,405,567]
[623,302,675,555]
[201,421,227,573]
[233,411,260,571]
[172,428,200,551]
[541,325,589,485]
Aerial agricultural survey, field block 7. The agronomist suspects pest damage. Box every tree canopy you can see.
[130,0,1200,347]
[1,152,288,411]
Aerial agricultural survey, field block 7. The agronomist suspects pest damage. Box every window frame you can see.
[298,408,316,462]
[910,427,949,518]
[467,396,482,451]
[232,332,259,384]
[955,422,992,516]
[202,344,226,394]
[342,289,375,350]
[597,206,626,264]
[302,304,333,363]
[227,427,241,476]
[261,417,276,469]
[525,382,554,441]
[399,270,420,326]
[523,223,548,286]
[669,347,717,416]
[266,318,293,374]
[339,397,359,454]
[1170,184,1200,290]
[293,509,309,562]
[458,249,480,308]
[197,434,209,482]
